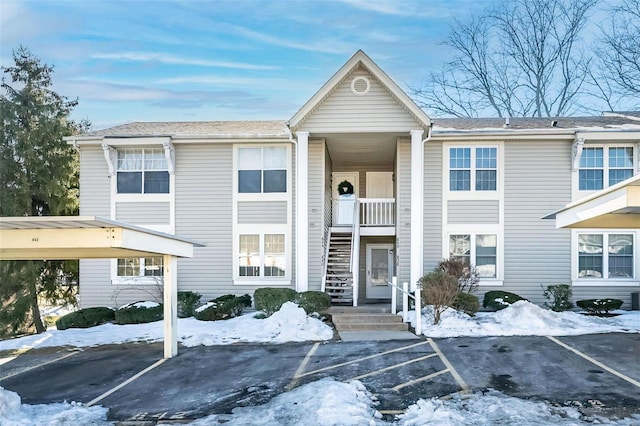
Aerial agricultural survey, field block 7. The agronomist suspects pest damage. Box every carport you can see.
[546,174,640,229]
[0,216,202,358]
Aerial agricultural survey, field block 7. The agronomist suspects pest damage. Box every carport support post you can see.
[163,254,178,358]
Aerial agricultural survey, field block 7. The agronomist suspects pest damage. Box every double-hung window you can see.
[117,257,164,278]
[579,146,634,190]
[239,233,286,278]
[117,148,169,194]
[449,234,497,278]
[578,233,634,279]
[238,147,287,193]
[449,147,497,192]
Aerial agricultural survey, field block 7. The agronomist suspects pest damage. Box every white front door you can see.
[366,243,393,299]
[332,172,359,225]
[366,172,393,198]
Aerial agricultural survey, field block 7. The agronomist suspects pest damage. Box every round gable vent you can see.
[350,76,370,96]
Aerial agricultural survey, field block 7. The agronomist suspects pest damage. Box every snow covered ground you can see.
[0,302,333,352]
[409,301,640,338]
[3,378,638,426]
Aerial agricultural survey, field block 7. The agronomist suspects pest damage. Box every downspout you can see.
[423,121,434,145]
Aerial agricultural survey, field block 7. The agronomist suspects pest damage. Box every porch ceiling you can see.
[323,133,400,168]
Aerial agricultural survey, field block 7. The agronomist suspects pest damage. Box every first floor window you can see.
[239,233,286,277]
[117,257,164,277]
[449,233,497,278]
[578,233,633,279]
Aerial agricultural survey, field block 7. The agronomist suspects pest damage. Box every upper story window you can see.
[578,233,634,279]
[238,147,286,193]
[449,147,497,192]
[579,146,634,191]
[117,148,169,194]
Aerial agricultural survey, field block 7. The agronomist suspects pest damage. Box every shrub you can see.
[296,291,331,314]
[542,284,573,312]
[437,258,479,294]
[115,302,163,324]
[419,270,459,324]
[178,291,202,318]
[195,294,252,321]
[576,299,623,315]
[482,291,527,311]
[56,307,115,330]
[254,288,297,316]
[454,292,480,316]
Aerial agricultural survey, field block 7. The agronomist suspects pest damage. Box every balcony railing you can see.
[333,198,395,227]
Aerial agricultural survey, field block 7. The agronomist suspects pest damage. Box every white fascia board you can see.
[555,186,631,228]
[431,130,575,141]
[69,136,290,146]
[576,130,640,141]
[115,228,194,258]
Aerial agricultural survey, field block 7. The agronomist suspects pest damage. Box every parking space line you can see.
[295,341,430,378]
[427,338,469,392]
[547,336,640,388]
[0,351,79,382]
[392,369,449,391]
[86,358,166,407]
[351,353,438,381]
[286,342,320,390]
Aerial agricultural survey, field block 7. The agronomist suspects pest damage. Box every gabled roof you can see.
[288,50,432,131]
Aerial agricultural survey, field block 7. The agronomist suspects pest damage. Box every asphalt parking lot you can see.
[1,333,639,423]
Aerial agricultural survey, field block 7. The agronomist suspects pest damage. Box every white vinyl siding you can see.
[308,141,324,291]
[299,69,422,133]
[447,200,499,224]
[116,202,171,224]
[423,141,443,270]
[396,139,412,285]
[237,201,288,224]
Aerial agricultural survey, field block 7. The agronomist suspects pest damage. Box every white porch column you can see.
[163,254,178,358]
[296,131,309,292]
[410,129,424,288]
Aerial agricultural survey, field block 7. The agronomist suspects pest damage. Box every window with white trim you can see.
[449,233,497,278]
[449,147,497,191]
[238,147,286,193]
[578,233,633,279]
[238,233,286,278]
[117,257,164,278]
[117,148,169,194]
[578,146,634,191]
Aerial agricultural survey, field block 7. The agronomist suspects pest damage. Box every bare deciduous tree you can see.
[411,0,597,117]
[598,0,640,99]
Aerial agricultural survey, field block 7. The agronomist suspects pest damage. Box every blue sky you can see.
[1,0,493,130]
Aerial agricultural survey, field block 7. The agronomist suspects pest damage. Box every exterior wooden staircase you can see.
[323,229,354,304]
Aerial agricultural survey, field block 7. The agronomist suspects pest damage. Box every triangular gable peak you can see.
[289,50,431,133]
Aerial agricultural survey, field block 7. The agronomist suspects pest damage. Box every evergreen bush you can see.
[55,307,115,330]
[576,299,623,315]
[542,284,573,312]
[254,288,297,316]
[454,292,480,316]
[177,291,202,318]
[115,302,163,324]
[195,294,252,321]
[482,290,527,311]
[296,291,331,314]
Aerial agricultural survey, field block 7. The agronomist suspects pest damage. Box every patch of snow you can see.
[118,301,159,309]
[0,386,111,426]
[408,301,640,338]
[398,390,640,426]
[0,302,333,352]
[184,378,383,426]
[195,301,215,313]
[40,305,76,318]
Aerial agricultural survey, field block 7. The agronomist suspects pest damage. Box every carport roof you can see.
[0,216,203,260]
[544,175,640,229]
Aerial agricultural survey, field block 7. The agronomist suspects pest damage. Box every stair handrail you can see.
[320,228,332,292]
[350,199,360,307]
[388,276,422,335]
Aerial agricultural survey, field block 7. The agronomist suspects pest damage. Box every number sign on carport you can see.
[0,216,203,359]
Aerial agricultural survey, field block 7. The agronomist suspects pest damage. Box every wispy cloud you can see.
[155,75,287,87]
[90,52,279,70]
[336,0,451,18]
[227,25,353,55]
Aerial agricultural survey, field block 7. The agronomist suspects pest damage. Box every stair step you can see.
[334,322,409,332]
[332,314,403,324]
[325,287,353,292]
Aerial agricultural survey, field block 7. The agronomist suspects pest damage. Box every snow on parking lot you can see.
[409,301,640,338]
[0,302,333,352]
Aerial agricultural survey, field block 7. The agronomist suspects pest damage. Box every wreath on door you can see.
[337,180,354,195]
